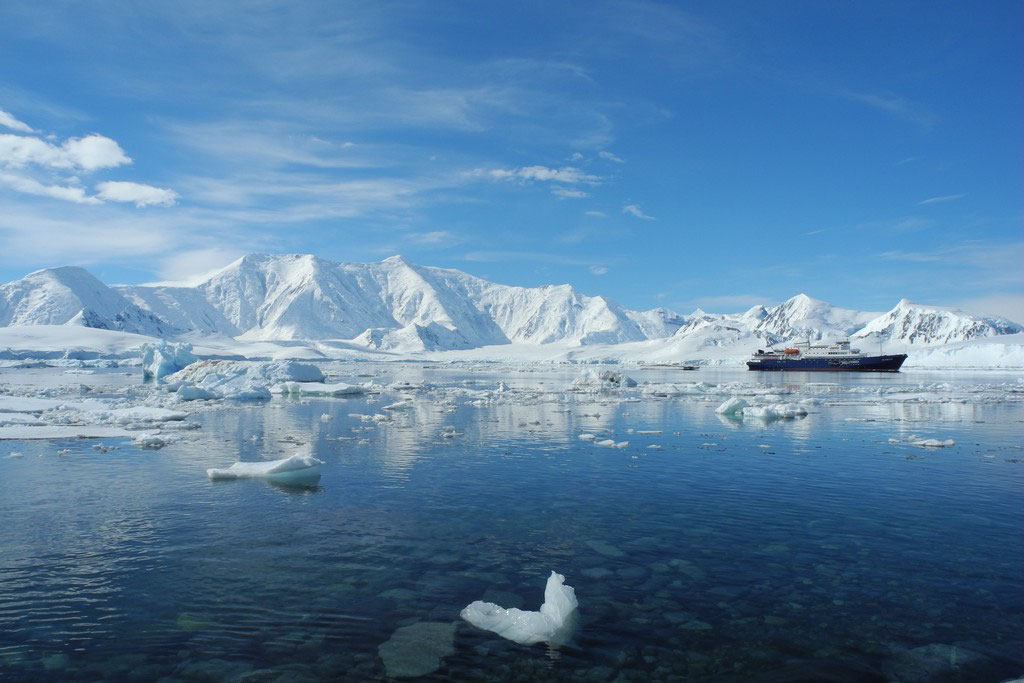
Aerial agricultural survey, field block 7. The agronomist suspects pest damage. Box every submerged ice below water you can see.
[0,366,1022,681]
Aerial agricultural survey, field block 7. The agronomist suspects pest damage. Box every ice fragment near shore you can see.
[141,341,197,381]
[572,369,637,390]
[715,397,807,419]
[206,452,324,483]
[170,360,322,400]
[889,434,955,448]
[275,381,369,396]
[715,397,748,415]
[461,571,578,645]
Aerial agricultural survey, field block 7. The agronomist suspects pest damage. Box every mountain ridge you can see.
[1,253,1019,353]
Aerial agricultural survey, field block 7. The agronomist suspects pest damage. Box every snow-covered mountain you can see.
[755,293,880,343]
[0,266,173,336]
[1,254,1019,354]
[118,254,681,349]
[852,299,1022,345]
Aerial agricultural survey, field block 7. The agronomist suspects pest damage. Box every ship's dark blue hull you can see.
[746,354,907,372]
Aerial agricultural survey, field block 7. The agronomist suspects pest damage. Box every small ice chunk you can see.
[572,369,638,390]
[206,452,324,483]
[132,433,173,449]
[892,434,956,448]
[461,571,578,645]
[276,381,369,396]
[578,433,597,441]
[715,397,748,415]
[742,403,808,420]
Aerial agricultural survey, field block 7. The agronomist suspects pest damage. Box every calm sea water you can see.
[1,366,1022,681]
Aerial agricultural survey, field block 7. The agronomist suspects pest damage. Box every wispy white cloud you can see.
[918,193,965,205]
[0,108,32,133]
[406,229,456,245]
[623,203,654,220]
[0,172,99,204]
[462,250,599,267]
[0,204,176,265]
[483,165,600,184]
[888,216,933,232]
[949,293,1024,324]
[96,181,178,207]
[879,240,1024,288]
[589,264,608,275]
[585,210,607,218]
[151,247,246,284]
[552,186,588,199]
[598,150,624,163]
[837,90,937,130]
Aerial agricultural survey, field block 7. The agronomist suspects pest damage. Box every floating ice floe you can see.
[888,435,956,448]
[275,381,371,397]
[461,571,578,646]
[578,433,597,441]
[594,439,628,448]
[0,425,135,440]
[572,369,638,391]
[382,399,413,411]
[168,360,324,400]
[141,340,197,381]
[715,397,748,415]
[206,452,324,483]
[714,397,807,420]
[132,433,174,449]
[741,403,808,420]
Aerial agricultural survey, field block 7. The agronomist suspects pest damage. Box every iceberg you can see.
[141,340,197,381]
[715,397,748,415]
[461,571,578,646]
[206,452,324,483]
[168,360,323,400]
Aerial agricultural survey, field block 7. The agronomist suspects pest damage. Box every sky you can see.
[0,1,1021,321]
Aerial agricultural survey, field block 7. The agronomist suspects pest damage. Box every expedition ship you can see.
[747,339,907,372]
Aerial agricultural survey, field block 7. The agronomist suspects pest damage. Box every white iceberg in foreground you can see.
[206,452,324,483]
[141,341,197,381]
[461,571,578,645]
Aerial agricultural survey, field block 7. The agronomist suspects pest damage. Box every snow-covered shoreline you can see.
[2,325,1023,370]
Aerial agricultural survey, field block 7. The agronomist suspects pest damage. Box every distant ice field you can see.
[0,365,1022,681]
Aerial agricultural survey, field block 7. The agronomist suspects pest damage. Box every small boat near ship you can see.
[746,339,907,372]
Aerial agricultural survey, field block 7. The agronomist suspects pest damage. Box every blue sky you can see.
[0,1,1020,320]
